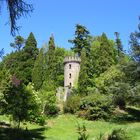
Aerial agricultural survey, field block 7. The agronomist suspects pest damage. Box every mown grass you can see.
[44,114,140,140]
[0,114,140,140]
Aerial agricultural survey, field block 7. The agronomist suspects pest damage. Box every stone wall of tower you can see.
[64,56,81,101]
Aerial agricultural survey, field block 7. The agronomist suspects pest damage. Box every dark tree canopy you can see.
[69,24,91,56]
[114,32,123,58]
[0,0,33,36]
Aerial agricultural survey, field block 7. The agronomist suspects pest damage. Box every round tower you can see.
[64,56,81,101]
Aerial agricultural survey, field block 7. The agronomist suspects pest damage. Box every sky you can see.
[0,0,140,55]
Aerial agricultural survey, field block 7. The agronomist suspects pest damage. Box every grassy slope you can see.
[44,114,140,140]
[0,114,140,140]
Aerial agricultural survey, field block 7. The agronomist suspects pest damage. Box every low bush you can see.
[126,106,140,121]
[40,90,60,117]
[107,129,130,140]
[79,94,114,120]
[44,104,60,116]
[63,95,81,114]
[97,129,130,140]
[111,106,140,122]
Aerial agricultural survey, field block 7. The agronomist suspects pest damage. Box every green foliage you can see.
[69,24,91,56]
[1,33,38,85]
[95,65,125,94]
[64,94,81,114]
[54,47,66,87]
[0,75,40,128]
[42,36,65,91]
[111,82,131,109]
[108,129,130,140]
[77,123,89,140]
[128,83,140,107]
[20,32,38,84]
[45,35,56,81]
[130,21,140,64]
[1,0,33,36]
[79,94,113,120]
[78,48,89,95]
[126,106,140,121]
[32,47,46,90]
[97,129,130,140]
[88,34,117,80]
[114,32,124,60]
[40,90,59,116]
[10,35,25,51]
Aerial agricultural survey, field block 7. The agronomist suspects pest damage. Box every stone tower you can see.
[64,56,81,101]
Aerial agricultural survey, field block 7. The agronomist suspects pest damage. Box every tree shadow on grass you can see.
[0,126,47,140]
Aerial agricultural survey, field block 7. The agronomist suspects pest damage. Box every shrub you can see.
[40,90,60,116]
[63,95,81,114]
[79,94,114,120]
[111,107,140,122]
[126,106,140,121]
[35,115,46,126]
[77,110,90,119]
[97,129,130,140]
[44,103,60,116]
[108,129,130,140]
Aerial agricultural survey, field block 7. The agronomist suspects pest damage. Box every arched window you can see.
[69,64,71,69]
[69,73,71,78]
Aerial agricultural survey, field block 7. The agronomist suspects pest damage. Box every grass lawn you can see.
[44,114,140,140]
[0,114,140,140]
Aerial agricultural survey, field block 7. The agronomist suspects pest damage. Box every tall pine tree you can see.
[69,24,91,56]
[78,48,88,95]
[19,32,38,84]
[46,35,56,80]
[32,47,46,90]
[42,35,56,91]
[114,32,123,60]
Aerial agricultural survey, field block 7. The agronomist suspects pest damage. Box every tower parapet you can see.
[64,56,81,64]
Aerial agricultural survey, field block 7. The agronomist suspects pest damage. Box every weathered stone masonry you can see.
[64,56,81,101]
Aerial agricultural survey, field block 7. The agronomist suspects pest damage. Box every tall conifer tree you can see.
[69,24,90,56]
[78,48,88,95]
[20,32,38,84]
[42,35,56,91]
[114,32,123,60]
[32,47,45,90]
[46,35,56,80]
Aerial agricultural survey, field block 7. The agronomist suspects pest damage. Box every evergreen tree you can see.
[3,32,39,85]
[78,48,88,95]
[69,24,91,56]
[89,33,117,79]
[10,35,25,51]
[42,35,56,91]
[0,0,33,36]
[114,32,123,59]
[54,47,66,87]
[45,35,56,81]
[125,17,140,83]
[32,47,46,90]
[130,26,140,64]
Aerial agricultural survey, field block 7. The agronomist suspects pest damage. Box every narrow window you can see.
[69,73,71,78]
[69,82,72,87]
[69,64,71,69]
